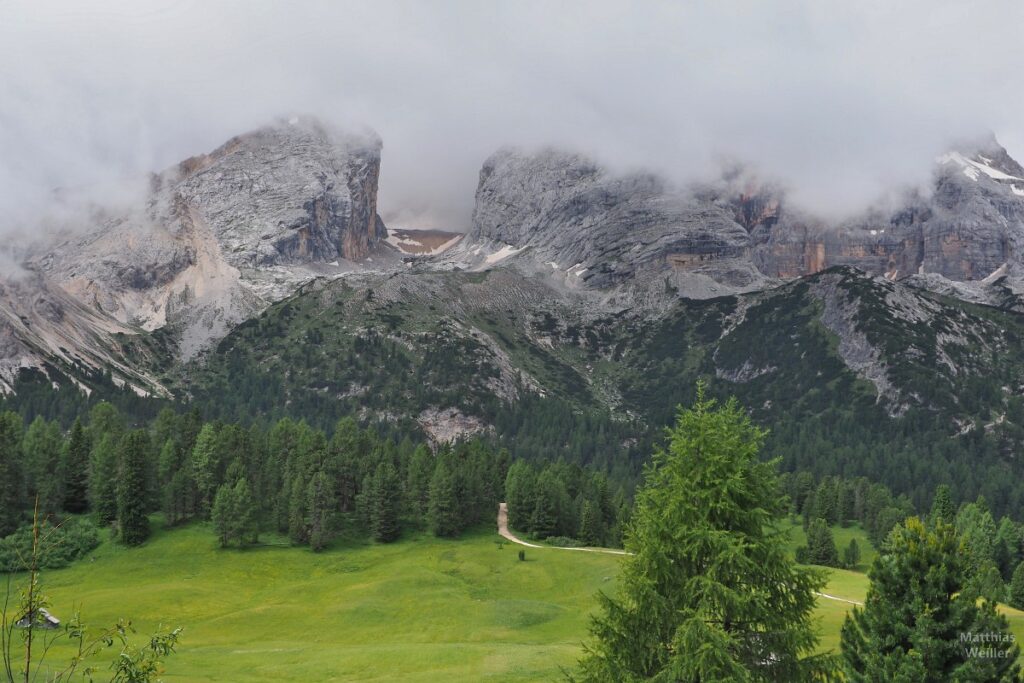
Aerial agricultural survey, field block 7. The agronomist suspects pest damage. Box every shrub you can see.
[0,517,100,571]
[544,536,584,548]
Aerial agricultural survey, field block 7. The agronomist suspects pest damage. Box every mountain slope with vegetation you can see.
[145,264,1024,516]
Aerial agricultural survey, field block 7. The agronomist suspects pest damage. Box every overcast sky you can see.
[2,1,1023,231]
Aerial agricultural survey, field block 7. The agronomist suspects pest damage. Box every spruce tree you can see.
[957,501,999,584]
[1009,562,1024,610]
[0,411,24,536]
[287,474,309,544]
[231,478,257,544]
[90,434,119,526]
[575,388,831,681]
[405,444,433,518]
[529,478,561,539]
[841,517,1020,681]
[116,430,151,546]
[63,418,91,514]
[190,424,221,516]
[995,517,1021,580]
[804,518,840,567]
[843,538,861,569]
[930,484,955,525]
[370,461,401,543]
[23,417,64,515]
[579,500,604,546]
[428,459,461,537]
[211,483,237,547]
[504,461,535,530]
[306,469,334,551]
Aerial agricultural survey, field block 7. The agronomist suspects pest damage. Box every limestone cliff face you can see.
[451,148,773,304]
[170,117,385,267]
[755,139,1024,284]
[452,139,1024,308]
[25,118,390,360]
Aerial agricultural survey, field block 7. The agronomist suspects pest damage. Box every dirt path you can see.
[497,503,630,555]
[495,503,864,606]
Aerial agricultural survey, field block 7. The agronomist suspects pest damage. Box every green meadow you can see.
[22,519,1024,681]
[35,521,619,682]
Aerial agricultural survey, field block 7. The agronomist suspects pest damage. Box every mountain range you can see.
[4,116,1024,512]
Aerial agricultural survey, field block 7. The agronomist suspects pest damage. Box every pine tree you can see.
[90,434,119,526]
[504,461,535,531]
[306,469,334,551]
[529,478,561,539]
[0,411,24,536]
[957,501,999,582]
[211,483,237,548]
[370,461,401,543]
[287,474,309,544]
[575,388,831,681]
[428,459,460,537]
[1009,562,1024,610]
[930,484,955,525]
[841,517,1020,681]
[190,424,221,516]
[23,417,64,515]
[804,518,840,567]
[231,478,257,544]
[843,538,861,569]
[579,500,604,546]
[63,418,91,514]
[405,444,433,519]
[977,562,1006,604]
[211,477,256,547]
[116,430,151,546]
[995,517,1021,580]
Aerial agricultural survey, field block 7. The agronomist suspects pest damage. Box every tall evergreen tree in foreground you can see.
[117,430,151,545]
[840,517,1020,681]
[574,386,832,682]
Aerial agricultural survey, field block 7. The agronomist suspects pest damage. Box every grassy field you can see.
[22,519,1024,681]
[34,521,620,682]
[778,518,878,572]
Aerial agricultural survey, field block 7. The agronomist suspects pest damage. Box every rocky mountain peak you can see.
[162,116,386,267]
[10,117,392,370]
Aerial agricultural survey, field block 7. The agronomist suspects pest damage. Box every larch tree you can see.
[574,386,832,682]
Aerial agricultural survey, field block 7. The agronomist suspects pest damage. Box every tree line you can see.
[0,403,631,553]
[504,460,630,547]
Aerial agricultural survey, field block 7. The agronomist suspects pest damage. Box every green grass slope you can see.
[38,521,620,682]
[28,520,1024,680]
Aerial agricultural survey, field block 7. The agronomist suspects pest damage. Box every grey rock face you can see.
[24,117,388,361]
[451,147,773,305]
[458,138,1024,308]
[756,138,1024,287]
[172,118,386,269]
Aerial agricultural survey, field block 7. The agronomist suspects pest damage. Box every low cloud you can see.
[1,0,1022,241]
